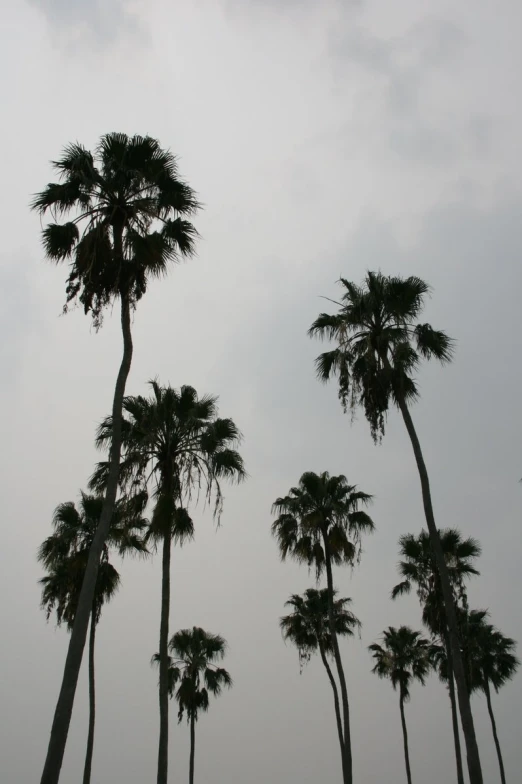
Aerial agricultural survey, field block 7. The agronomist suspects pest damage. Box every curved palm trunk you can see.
[399,692,412,784]
[82,605,97,784]
[484,680,506,784]
[157,533,172,784]
[40,280,133,784]
[444,629,465,784]
[318,642,345,772]
[189,712,196,784]
[393,389,483,784]
[323,534,352,784]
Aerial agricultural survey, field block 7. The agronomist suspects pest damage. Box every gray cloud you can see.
[28,0,144,44]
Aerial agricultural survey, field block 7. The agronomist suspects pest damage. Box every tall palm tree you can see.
[153,627,232,784]
[369,626,430,784]
[271,471,374,784]
[91,381,245,784]
[38,492,147,784]
[439,609,519,784]
[281,588,361,762]
[33,133,199,784]
[309,272,483,784]
[392,528,480,784]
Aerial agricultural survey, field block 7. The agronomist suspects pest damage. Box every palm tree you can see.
[450,610,518,784]
[33,133,199,784]
[369,626,431,784]
[309,272,483,784]
[91,381,245,784]
[392,528,480,784]
[271,471,374,784]
[152,627,232,784]
[281,588,361,762]
[38,492,147,784]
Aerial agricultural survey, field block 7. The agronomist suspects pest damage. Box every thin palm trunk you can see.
[484,680,506,784]
[323,533,352,784]
[318,642,345,771]
[189,712,195,784]
[444,628,465,784]
[399,692,412,784]
[157,533,172,784]
[40,266,133,784]
[82,605,97,784]
[393,388,483,784]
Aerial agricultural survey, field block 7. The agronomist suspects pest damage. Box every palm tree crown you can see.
[392,528,481,632]
[38,492,147,626]
[153,627,232,723]
[90,380,246,531]
[308,271,454,441]
[272,471,374,578]
[369,626,431,701]
[32,133,199,325]
[281,588,361,669]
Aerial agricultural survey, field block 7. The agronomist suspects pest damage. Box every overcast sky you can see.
[1,1,521,783]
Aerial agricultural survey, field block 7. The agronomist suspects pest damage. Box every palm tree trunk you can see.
[40,277,133,784]
[318,642,345,773]
[323,533,352,784]
[189,712,196,784]
[82,605,97,784]
[484,679,506,784]
[444,628,465,784]
[393,388,483,784]
[157,533,172,784]
[399,692,412,784]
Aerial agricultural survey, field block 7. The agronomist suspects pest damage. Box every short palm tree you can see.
[33,133,199,784]
[91,381,245,784]
[441,610,519,784]
[309,272,483,784]
[369,626,430,784]
[272,471,374,784]
[281,588,361,760]
[38,492,147,784]
[152,627,232,784]
[392,528,480,784]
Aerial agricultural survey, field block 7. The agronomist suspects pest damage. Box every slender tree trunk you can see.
[318,642,345,775]
[40,280,133,784]
[82,605,97,784]
[484,679,506,784]
[157,533,172,784]
[393,388,483,784]
[189,712,195,784]
[323,534,352,784]
[399,693,412,784]
[444,629,465,784]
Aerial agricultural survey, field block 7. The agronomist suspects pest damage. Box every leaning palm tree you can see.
[281,588,361,763]
[309,272,483,784]
[392,528,480,784]
[456,610,518,784]
[91,381,245,784]
[152,627,232,784]
[38,492,147,784]
[33,133,199,784]
[369,626,431,784]
[272,471,374,784]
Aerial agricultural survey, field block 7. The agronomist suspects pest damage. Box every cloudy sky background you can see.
[1,1,521,782]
